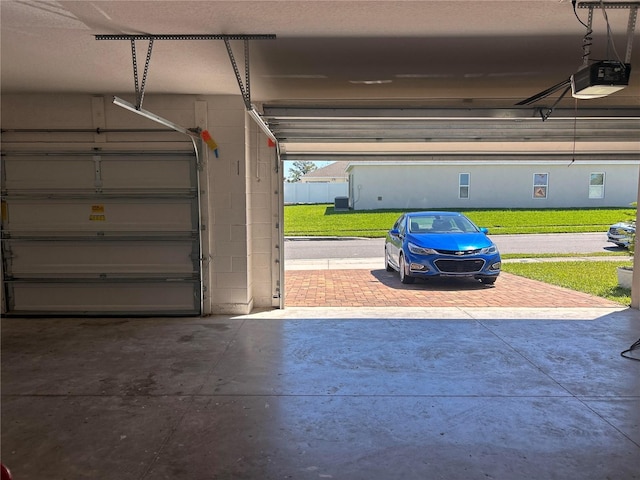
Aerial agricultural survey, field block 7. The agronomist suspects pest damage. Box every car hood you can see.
[407,232,495,251]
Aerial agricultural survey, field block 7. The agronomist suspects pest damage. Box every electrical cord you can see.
[572,0,590,30]
[572,0,626,69]
[621,338,640,361]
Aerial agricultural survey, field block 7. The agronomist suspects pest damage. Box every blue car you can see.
[385,211,501,285]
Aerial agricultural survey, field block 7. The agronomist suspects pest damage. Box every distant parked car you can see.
[384,211,501,285]
[607,221,635,248]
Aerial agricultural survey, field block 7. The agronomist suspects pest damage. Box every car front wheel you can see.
[399,254,415,284]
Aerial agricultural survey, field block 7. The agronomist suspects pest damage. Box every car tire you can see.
[385,248,395,272]
[480,277,496,285]
[399,254,415,284]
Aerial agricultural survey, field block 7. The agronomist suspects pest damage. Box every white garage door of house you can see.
[1,144,202,316]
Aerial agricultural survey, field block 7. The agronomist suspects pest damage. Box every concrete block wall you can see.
[204,95,251,314]
[190,95,279,314]
[246,119,281,308]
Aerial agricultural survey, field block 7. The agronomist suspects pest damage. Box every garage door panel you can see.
[102,158,193,189]
[8,282,198,314]
[2,154,195,191]
[3,157,95,190]
[1,144,202,316]
[5,241,196,276]
[4,200,196,233]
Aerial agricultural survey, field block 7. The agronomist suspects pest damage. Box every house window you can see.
[589,172,605,199]
[459,173,470,199]
[533,173,548,199]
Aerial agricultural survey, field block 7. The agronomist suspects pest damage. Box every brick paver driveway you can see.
[285,269,620,308]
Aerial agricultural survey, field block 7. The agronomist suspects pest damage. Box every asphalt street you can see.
[284,232,622,260]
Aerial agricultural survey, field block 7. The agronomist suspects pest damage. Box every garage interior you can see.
[1,1,639,478]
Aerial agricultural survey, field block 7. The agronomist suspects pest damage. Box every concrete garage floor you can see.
[2,264,640,479]
[1,309,639,479]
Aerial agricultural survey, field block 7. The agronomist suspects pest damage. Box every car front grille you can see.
[436,248,482,256]
[435,259,485,273]
[610,227,633,235]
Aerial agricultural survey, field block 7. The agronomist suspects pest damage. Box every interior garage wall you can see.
[1,93,279,315]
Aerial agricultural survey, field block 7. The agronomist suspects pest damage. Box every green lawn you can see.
[502,260,633,305]
[284,204,635,237]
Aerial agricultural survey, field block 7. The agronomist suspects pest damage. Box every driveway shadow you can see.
[370,269,493,291]
[604,245,628,253]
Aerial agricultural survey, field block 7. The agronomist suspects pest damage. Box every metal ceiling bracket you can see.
[130,38,154,110]
[95,34,275,41]
[96,33,278,142]
[95,33,276,110]
[224,38,252,109]
[222,39,281,144]
[625,4,638,62]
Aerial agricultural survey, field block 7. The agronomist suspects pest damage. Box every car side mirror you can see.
[389,228,400,236]
[480,227,489,234]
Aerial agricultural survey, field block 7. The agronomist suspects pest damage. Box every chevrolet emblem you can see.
[455,251,464,256]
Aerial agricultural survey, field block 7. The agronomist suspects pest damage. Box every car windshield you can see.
[408,215,478,233]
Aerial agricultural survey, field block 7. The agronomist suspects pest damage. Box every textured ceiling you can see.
[1,0,639,107]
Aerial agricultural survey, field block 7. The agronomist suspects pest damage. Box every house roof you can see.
[302,162,348,179]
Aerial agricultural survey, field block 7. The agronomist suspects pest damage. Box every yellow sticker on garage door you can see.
[90,205,105,221]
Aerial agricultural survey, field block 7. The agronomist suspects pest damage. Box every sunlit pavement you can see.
[284,258,626,309]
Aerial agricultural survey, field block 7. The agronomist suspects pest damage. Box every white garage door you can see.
[1,147,202,316]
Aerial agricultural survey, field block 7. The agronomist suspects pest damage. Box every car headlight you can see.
[480,245,498,255]
[408,242,437,255]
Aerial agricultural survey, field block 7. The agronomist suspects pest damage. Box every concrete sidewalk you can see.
[285,256,629,270]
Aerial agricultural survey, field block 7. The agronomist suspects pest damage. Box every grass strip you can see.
[501,260,633,305]
[284,205,634,237]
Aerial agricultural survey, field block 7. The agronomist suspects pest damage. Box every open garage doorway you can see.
[268,105,640,310]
